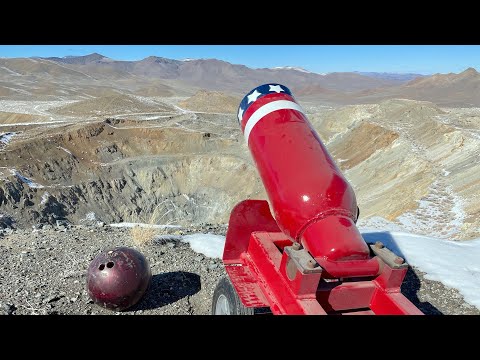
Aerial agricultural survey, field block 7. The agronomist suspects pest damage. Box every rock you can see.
[42,224,53,230]
[96,221,105,228]
[194,255,204,262]
[46,295,63,303]
[84,212,97,221]
[56,219,70,228]
[0,214,15,229]
[2,303,17,315]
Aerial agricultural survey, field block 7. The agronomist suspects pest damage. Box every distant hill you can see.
[404,67,479,88]
[355,72,425,83]
[43,53,111,65]
[380,68,480,107]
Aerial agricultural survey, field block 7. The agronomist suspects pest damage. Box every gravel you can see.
[0,225,478,315]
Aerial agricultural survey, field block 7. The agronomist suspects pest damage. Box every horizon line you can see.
[0,52,446,75]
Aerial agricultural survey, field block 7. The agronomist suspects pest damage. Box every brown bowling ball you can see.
[87,246,151,311]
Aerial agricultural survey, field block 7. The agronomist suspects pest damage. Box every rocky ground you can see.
[0,223,478,316]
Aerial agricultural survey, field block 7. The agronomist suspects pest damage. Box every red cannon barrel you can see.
[238,84,379,278]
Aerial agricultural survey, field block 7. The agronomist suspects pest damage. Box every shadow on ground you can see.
[362,231,443,315]
[131,271,201,311]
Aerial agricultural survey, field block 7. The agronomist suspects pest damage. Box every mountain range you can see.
[0,53,479,106]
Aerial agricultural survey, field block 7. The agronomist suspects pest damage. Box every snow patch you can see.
[273,66,312,73]
[85,212,96,221]
[0,132,16,145]
[57,146,72,155]
[0,66,22,76]
[181,233,226,259]
[359,228,480,309]
[9,169,45,188]
[395,180,466,239]
[109,222,181,229]
[40,192,50,205]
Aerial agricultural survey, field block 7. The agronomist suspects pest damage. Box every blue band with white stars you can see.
[237,83,293,124]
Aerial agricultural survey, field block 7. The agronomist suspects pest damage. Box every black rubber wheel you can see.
[211,276,254,315]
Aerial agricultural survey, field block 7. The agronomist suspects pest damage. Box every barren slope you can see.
[178,90,241,113]
[314,99,480,239]
[51,94,176,117]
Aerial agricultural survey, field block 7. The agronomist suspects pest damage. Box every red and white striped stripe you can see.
[239,93,306,144]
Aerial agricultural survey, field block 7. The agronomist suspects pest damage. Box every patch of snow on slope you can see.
[85,212,97,221]
[40,192,50,205]
[0,132,16,145]
[57,146,72,155]
[9,169,45,188]
[0,66,22,76]
[273,66,312,73]
[109,222,181,229]
[359,228,480,309]
[181,233,226,259]
[395,180,465,239]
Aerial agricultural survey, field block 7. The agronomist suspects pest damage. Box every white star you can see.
[238,107,244,122]
[247,89,262,103]
[269,84,284,93]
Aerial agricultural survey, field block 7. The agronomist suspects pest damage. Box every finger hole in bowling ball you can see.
[107,262,114,268]
[98,264,105,271]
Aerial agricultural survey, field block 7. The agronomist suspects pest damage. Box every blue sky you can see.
[0,45,479,74]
